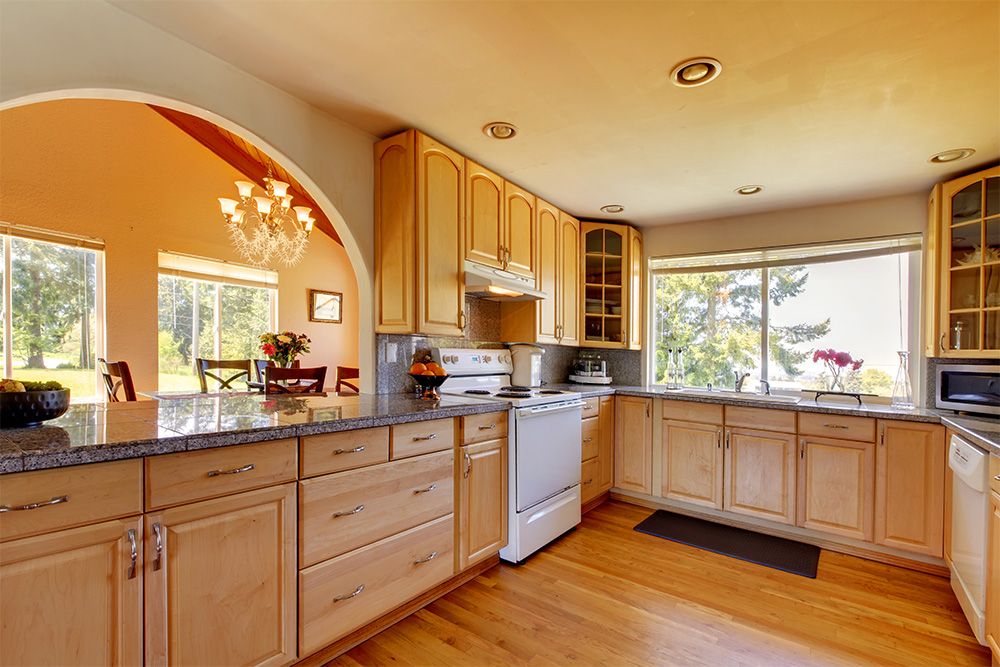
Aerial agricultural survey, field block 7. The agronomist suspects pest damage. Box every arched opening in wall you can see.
[0,98,362,399]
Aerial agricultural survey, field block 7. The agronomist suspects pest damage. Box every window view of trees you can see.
[157,274,273,390]
[1,236,100,399]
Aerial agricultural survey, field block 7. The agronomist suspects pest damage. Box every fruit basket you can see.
[0,379,70,428]
[407,362,449,400]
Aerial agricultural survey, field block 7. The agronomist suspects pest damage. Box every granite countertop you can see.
[0,392,507,474]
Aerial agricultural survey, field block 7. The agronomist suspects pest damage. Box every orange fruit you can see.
[421,370,435,376]
[425,361,441,371]
[433,367,447,376]
[409,362,427,374]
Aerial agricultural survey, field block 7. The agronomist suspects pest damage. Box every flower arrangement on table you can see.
[812,348,863,393]
[260,330,311,367]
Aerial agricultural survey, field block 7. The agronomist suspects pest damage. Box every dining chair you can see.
[196,358,252,393]
[264,366,327,394]
[98,358,138,402]
[335,366,360,393]
[254,359,300,383]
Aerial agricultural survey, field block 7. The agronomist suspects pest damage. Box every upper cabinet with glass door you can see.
[928,165,1000,357]
[580,222,643,349]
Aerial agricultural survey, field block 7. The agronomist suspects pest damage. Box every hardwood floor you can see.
[329,500,988,666]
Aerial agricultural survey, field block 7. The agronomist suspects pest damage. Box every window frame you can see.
[645,235,923,402]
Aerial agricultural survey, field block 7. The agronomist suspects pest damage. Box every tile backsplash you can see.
[376,297,642,393]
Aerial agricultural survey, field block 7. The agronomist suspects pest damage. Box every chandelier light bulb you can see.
[281,195,293,209]
[269,179,290,199]
[235,180,255,198]
[218,197,239,216]
[305,218,315,233]
[293,206,313,223]
[253,196,272,215]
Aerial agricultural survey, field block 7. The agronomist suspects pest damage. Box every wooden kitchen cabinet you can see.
[144,483,297,667]
[924,164,1000,357]
[582,395,615,507]
[615,396,652,494]
[559,212,581,346]
[874,420,946,557]
[458,438,507,570]
[504,181,536,278]
[797,435,875,541]
[375,129,466,336]
[626,225,644,350]
[662,420,724,510]
[0,516,143,666]
[724,427,796,525]
[465,159,505,270]
[580,221,643,350]
[597,395,616,493]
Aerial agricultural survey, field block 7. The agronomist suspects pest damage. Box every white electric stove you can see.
[433,348,584,563]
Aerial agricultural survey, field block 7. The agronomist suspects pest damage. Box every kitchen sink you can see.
[662,388,801,405]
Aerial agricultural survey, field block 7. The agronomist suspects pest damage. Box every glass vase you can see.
[890,351,914,409]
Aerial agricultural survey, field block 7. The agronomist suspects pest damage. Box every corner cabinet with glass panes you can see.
[925,165,1000,358]
[580,222,643,350]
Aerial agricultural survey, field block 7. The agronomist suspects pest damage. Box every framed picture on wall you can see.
[308,289,343,323]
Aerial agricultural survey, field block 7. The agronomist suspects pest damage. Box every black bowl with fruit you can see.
[0,380,70,428]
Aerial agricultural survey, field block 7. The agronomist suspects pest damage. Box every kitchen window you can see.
[157,252,277,391]
[1,225,105,401]
[649,235,922,397]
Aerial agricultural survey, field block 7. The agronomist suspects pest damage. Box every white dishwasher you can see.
[949,433,990,646]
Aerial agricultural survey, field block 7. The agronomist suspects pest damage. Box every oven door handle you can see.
[516,400,585,419]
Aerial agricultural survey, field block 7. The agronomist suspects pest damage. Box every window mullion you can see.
[2,235,12,377]
[760,267,769,386]
[214,282,222,360]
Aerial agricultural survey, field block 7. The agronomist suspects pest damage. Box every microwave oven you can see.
[935,364,1000,416]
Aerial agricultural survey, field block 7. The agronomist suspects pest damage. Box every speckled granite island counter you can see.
[0,392,508,473]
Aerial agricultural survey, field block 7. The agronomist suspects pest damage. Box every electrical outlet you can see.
[385,342,398,362]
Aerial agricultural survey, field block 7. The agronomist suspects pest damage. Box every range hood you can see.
[464,260,546,301]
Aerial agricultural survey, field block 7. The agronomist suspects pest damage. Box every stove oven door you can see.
[513,401,583,512]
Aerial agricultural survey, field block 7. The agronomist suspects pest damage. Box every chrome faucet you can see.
[760,379,771,396]
[734,371,751,392]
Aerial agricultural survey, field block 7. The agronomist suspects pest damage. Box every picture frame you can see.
[308,289,343,323]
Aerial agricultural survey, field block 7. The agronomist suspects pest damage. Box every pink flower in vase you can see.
[833,351,853,367]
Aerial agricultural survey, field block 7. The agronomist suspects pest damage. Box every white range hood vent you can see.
[464,260,546,301]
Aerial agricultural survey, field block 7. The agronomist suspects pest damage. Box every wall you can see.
[0,0,378,390]
[0,100,359,393]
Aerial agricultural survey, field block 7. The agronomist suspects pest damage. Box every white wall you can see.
[0,0,378,390]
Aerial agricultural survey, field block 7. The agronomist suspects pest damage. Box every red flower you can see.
[851,359,864,371]
[833,351,853,367]
[261,343,276,356]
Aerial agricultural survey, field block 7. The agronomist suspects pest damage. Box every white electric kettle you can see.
[509,344,545,387]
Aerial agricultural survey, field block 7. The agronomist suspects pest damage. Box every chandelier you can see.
[217,169,315,267]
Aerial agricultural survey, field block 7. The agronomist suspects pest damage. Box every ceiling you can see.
[113,1,1000,226]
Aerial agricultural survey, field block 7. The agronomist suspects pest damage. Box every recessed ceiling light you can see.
[483,122,518,140]
[670,57,722,88]
[734,185,764,196]
[600,204,625,214]
[928,148,975,164]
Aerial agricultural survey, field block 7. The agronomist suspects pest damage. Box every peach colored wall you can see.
[641,192,927,258]
[0,99,359,393]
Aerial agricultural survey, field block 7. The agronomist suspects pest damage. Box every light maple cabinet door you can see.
[662,420,723,509]
[724,427,796,525]
[875,420,946,556]
[986,490,1000,656]
[504,181,536,278]
[559,212,581,346]
[374,132,416,333]
[0,516,142,667]
[416,133,465,337]
[797,436,875,541]
[597,395,615,492]
[466,159,504,270]
[145,483,296,667]
[626,226,644,350]
[458,438,507,570]
[615,396,652,494]
[534,198,561,344]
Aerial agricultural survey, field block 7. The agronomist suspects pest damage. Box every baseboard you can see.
[582,491,610,515]
[610,491,950,578]
[294,555,499,665]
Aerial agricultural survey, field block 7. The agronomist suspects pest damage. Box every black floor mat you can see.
[634,510,820,578]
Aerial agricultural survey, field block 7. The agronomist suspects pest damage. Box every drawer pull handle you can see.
[414,551,439,565]
[152,522,164,571]
[995,474,1000,482]
[822,423,849,429]
[127,528,138,579]
[333,584,364,603]
[332,504,365,518]
[464,453,472,478]
[583,437,593,443]
[333,446,366,455]
[583,478,593,485]
[0,495,68,512]
[207,463,255,477]
[414,484,438,495]
[478,424,496,431]
[413,433,438,442]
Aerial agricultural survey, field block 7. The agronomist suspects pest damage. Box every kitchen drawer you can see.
[581,417,600,461]
[581,397,600,419]
[724,405,796,434]
[799,412,875,442]
[662,399,723,425]
[580,458,601,505]
[145,439,297,510]
[299,514,454,655]
[299,450,453,567]
[461,411,508,445]
[390,418,456,459]
[0,460,142,542]
[300,427,389,478]
[992,455,1000,494]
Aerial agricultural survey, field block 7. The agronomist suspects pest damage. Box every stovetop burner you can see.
[463,389,491,395]
[501,385,532,392]
[496,391,532,398]
[539,390,564,395]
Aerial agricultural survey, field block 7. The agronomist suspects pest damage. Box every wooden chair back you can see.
[196,358,252,393]
[264,366,327,395]
[335,366,360,393]
[98,358,137,402]
[254,359,299,383]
